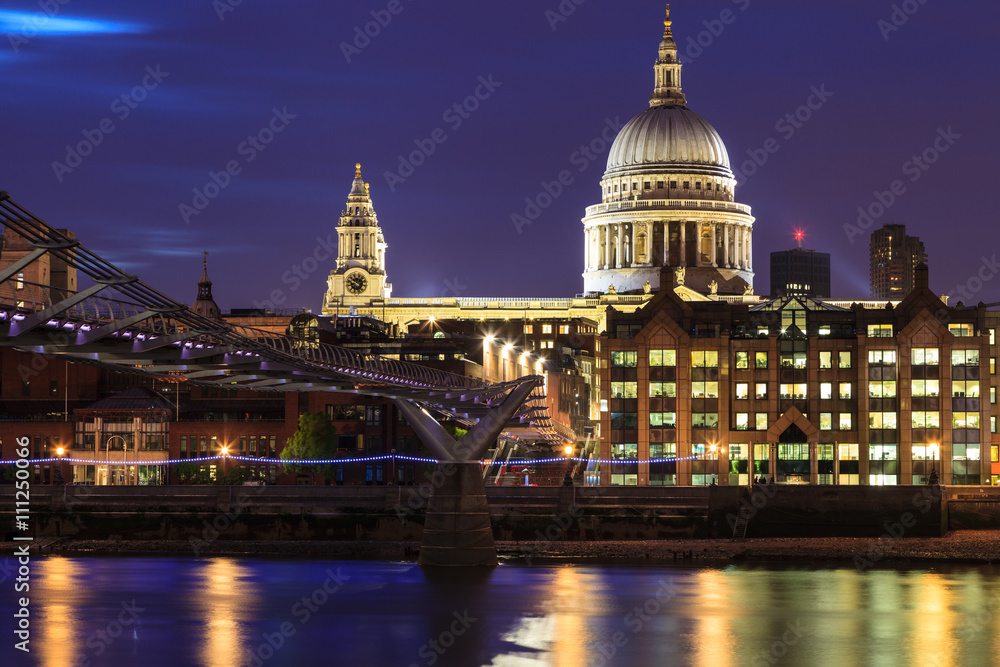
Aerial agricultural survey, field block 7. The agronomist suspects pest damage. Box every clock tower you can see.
[322,163,392,312]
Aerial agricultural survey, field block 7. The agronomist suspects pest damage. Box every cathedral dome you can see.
[604,105,732,180]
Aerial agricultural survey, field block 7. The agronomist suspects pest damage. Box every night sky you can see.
[3,0,999,311]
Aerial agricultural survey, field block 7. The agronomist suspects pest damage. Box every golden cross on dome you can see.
[355,162,361,178]
[664,4,672,37]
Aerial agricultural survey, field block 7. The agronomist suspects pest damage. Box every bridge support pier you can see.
[394,379,539,568]
[418,462,497,567]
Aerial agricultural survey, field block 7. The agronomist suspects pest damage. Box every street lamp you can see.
[220,445,229,482]
[928,443,939,485]
[55,446,65,485]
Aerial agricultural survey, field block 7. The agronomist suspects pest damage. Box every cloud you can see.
[0,10,146,37]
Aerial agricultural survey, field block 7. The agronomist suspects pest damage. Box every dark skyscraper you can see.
[770,232,831,298]
[870,224,927,299]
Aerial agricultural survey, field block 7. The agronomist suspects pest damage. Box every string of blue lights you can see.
[0,454,706,466]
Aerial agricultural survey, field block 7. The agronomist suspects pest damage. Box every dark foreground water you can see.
[4,556,1000,667]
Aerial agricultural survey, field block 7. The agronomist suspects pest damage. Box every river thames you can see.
[5,557,1000,666]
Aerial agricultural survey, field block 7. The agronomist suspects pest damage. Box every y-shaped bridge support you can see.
[394,379,539,567]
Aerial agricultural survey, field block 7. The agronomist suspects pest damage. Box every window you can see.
[524,325,533,334]
[820,383,833,400]
[755,383,768,399]
[992,387,997,404]
[754,352,768,369]
[610,413,638,429]
[993,445,999,462]
[611,444,638,460]
[991,358,996,375]
[669,181,677,189]
[649,412,676,428]
[839,444,860,485]
[819,413,832,431]
[869,381,897,398]
[779,383,807,400]
[911,411,940,428]
[683,181,690,189]
[542,324,553,334]
[869,350,897,366]
[735,351,749,369]
[819,351,832,369]
[611,351,638,367]
[735,413,750,430]
[952,412,980,429]
[949,323,974,337]
[649,350,676,366]
[912,348,940,365]
[911,380,939,397]
[991,329,996,345]
[649,382,676,398]
[839,383,852,399]
[952,381,979,398]
[691,382,719,399]
[691,413,719,428]
[869,412,898,429]
[838,351,852,369]
[952,349,980,367]
[611,382,638,399]
[692,351,719,368]
[735,383,749,400]
[365,405,382,425]
[952,443,980,461]
[868,324,893,338]
[839,413,853,430]
[559,325,570,334]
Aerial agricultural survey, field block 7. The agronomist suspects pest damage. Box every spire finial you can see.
[203,250,208,271]
[355,162,361,178]
[664,4,672,38]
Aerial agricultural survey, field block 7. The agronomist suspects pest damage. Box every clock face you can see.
[346,273,368,295]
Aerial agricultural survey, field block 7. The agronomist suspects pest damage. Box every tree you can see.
[280,411,338,477]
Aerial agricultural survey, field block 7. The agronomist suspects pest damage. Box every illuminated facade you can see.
[600,266,999,486]
[870,224,927,299]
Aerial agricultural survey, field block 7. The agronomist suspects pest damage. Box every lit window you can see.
[611,351,638,367]
[839,413,853,430]
[867,324,893,338]
[869,381,897,398]
[542,324,553,334]
[692,351,719,368]
[868,350,897,366]
[755,383,767,399]
[524,325,533,334]
[951,349,980,367]
[869,412,898,429]
[691,382,719,399]
[819,351,832,369]
[948,323,974,337]
[649,412,677,428]
[755,413,768,430]
[649,382,676,398]
[780,383,807,400]
[911,411,940,428]
[735,413,749,430]
[735,383,749,400]
[952,381,979,398]
[649,350,676,366]
[952,412,981,429]
[820,383,832,400]
[735,351,749,369]
[838,351,852,369]
[559,325,570,334]
[754,352,768,369]
[819,413,832,430]
[610,382,638,399]
[911,380,939,397]
[912,348,940,365]
[839,383,852,399]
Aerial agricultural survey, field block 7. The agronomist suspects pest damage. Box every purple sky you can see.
[3,0,999,311]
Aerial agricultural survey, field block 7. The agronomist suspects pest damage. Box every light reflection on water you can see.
[14,557,1000,667]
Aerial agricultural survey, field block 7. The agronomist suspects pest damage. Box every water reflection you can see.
[35,557,84,667]
[18,558,1000,666]
[196,558,259,667]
